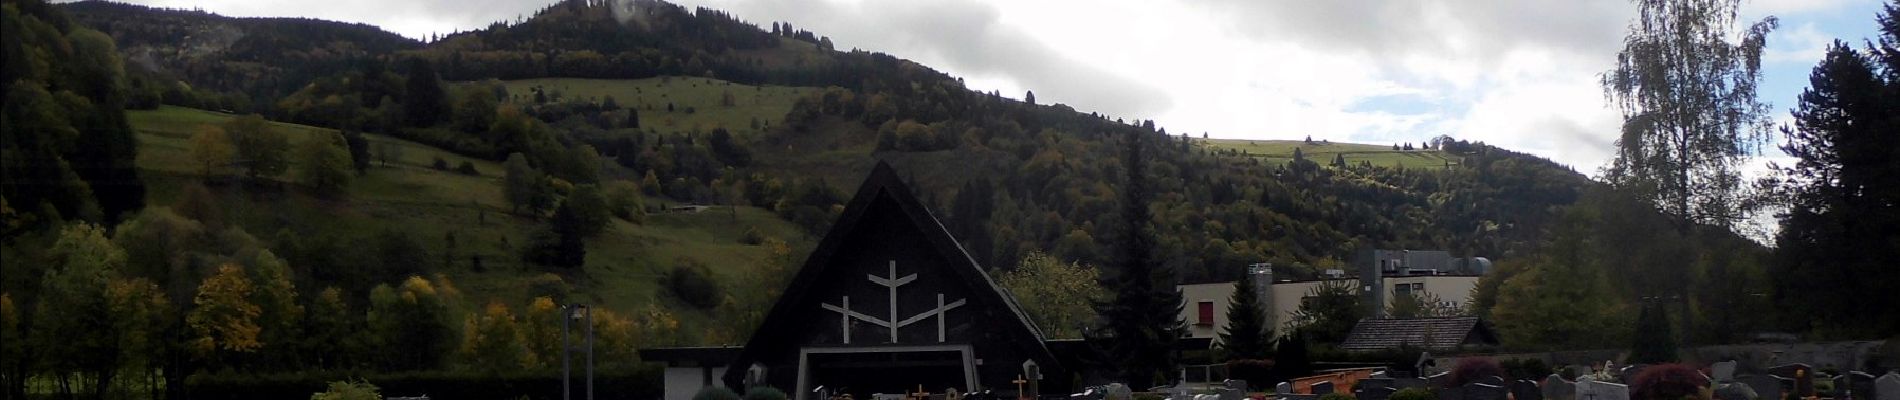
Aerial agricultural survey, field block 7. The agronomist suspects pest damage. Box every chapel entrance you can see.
[802,349,973,399]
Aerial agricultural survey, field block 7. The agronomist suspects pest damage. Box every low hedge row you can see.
[185,366,662,400]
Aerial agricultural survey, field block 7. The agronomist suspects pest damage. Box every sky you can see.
[119,0,1888,175]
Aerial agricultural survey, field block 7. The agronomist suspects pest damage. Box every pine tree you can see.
[1089,129,1182,388]
[1628,302,1677,363]
[1219,279,1270,360]
[1272,331,1312,382]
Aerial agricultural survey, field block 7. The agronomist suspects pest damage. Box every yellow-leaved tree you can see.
[993,252,1103,339]
[188,263,262,361]
[187,124,234,178]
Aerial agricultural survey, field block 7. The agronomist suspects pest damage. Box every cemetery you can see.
[643,163,1900,400]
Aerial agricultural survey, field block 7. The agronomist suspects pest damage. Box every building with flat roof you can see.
[1178,250,1488,344]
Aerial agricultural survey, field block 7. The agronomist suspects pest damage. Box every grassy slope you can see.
[129,106,808,341]
[483,76,820,138]
[1196,138,1458,169]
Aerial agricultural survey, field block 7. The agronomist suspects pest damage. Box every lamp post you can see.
[564,304,594,400]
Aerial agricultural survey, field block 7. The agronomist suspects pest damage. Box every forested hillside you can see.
[55,0,1597,284]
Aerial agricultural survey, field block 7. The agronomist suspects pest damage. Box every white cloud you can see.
[1765,23,1838,65]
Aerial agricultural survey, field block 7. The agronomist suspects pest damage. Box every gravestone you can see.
[1396,378,1430,390]
[1219,380,1246,400]
[1618,365,1649,384]
[1312,381,1335,395]
[1166,385,1192,400]
[1276,382,1293,395]
[1479,376,1507,387]
[1361,387,1399,400]
[1713,383,1759,400]
[1713,361,1739,383]
[1576,380,1630,400]
[1511,380,1544,400]
[1428,373,1451,389]
[1464,382,1506,400]
[1738,375,1784,400]
[1874,372,1900,400]
[1104,384,1132,400]
[1769,364,1815,399]
[1543,374,1577,400]
[1835,372,1877,400]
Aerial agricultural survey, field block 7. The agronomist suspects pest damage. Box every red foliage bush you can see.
[1447,357,1504,388]
[1632,364,1708,400]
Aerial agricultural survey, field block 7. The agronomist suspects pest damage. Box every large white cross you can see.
[820,260,966,343]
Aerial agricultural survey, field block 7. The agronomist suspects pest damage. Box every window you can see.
[1394,283,1423,297]
[1196,301,1215,326]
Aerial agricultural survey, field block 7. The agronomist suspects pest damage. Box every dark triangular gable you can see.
[721,161,1061,389]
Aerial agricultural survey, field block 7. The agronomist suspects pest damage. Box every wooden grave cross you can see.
[1014,375,1031,400]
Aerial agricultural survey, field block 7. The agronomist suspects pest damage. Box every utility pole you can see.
[563,304,594,400]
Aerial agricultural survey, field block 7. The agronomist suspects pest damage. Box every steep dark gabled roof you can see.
[1339,316,1499,352]
[721,161,1060,388]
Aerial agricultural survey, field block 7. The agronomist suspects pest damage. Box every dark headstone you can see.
[1835,372,1877,400]
[1511,380,1544,400]
[1619,365,1649,384]
[1713,383,1759,400]
[1738,375,1784,400]
[1312,381,1335,395]
[1542,375,1577,400]
[1464,383,1506,400]
[1361,387,1399,400]
[1479,376,1507,387]
[1276,382,1293,395]
[1429,373,1451,389]
[1397,378,1431,390]
[1769,364,1815,398]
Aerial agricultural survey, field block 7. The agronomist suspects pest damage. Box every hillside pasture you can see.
[128,106,809,344]
[480,76,820,138]
[1197,138,1458,169]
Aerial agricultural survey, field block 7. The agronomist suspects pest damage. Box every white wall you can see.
[1178,276,1482,343]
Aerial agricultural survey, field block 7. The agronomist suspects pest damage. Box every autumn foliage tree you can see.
[189,124,235,178]
[188,263,262,365]
[995,252,1103,340]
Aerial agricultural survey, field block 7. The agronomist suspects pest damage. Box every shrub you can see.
[1225,359,1275,391]
[1319,393,1355,400]
[1134,393,1165,400]
[310,380,381,400]
[526,273,570,303]
[694,385,740,400]
[432,156,450,170]
[455,161,479,175]
[668,258,722,309]
[739,226,765,245]
[743,386,788,400]
[1630,364,1705,400]
[1447,357,1503,388]
[1391,388,1433,400]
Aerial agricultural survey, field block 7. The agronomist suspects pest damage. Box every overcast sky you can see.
[125,0,1887,176]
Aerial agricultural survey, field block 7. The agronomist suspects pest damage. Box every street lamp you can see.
[563,304,594,400]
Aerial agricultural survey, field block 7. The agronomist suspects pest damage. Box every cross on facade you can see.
[819,260,967,343]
